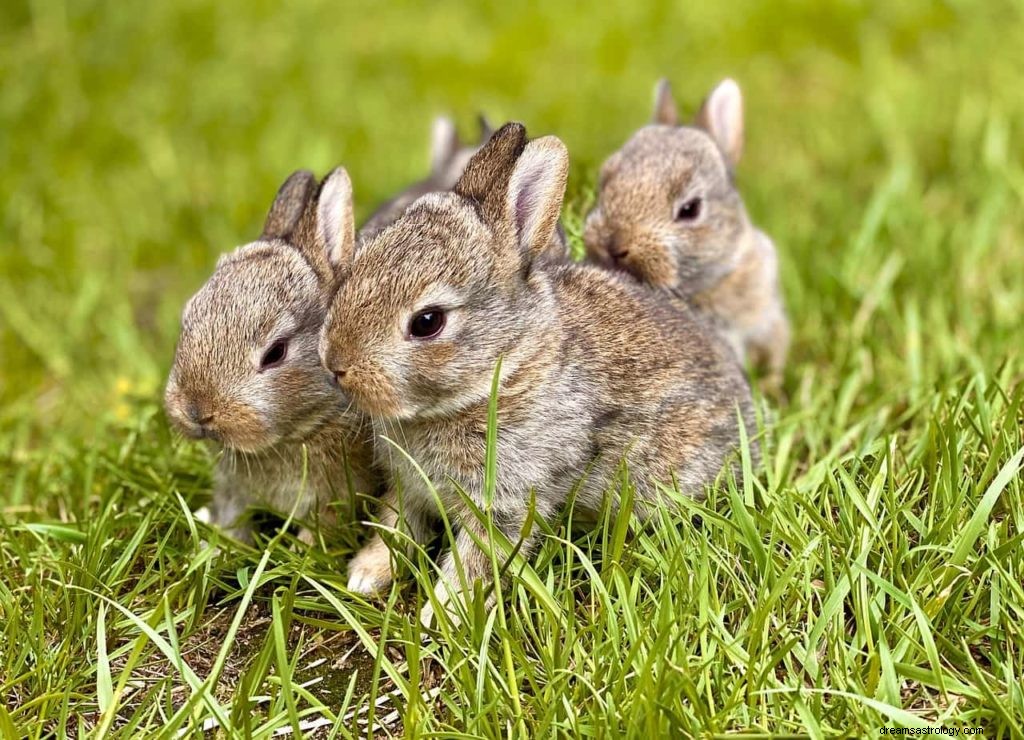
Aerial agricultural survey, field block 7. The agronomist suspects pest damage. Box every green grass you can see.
[3,0,1024,736]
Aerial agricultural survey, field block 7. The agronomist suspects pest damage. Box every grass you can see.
[2,0,1024,736]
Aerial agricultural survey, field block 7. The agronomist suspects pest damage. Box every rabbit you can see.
[583,78,789,385]
[164,168,378,545]
[361,114,569,257]
[358,114,494,240]
[317,122,756,626]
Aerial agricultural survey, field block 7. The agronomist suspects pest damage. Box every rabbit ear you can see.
[477,113,495,142]
[455,123,567,263]
[316,167,357,268]
[695,78,744,168]
[652,79,678,125]
[454,121,528,213]
[504,136,569,262]
[429,116,461,175]
[261,170,316,240]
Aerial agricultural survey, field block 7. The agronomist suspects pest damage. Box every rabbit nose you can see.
[329,368,347,387]
[607,235,629,260]
[187,403,215,427]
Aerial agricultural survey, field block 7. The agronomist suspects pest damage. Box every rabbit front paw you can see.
[347,539,394,595]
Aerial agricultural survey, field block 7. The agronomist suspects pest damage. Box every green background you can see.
[2,2,1021,420]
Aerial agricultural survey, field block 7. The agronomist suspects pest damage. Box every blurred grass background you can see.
[2,0,1024,735]
[3,0,1021,432]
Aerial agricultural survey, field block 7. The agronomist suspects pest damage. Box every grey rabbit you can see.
[165,169,378,543]
[317,122,756,625]
[584,78,789,385]
[359,115,494,239]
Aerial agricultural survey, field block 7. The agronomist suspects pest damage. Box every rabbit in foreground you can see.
[584,78,789,383]
[165,169,378,543]
[318,123,755,625]
[358,115,494,240]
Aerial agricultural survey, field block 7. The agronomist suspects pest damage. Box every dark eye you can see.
[260,339,289,370]
[675,198,702,222]
[408,309,446,340]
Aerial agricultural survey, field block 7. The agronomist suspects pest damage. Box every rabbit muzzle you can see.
[322,355,405,419]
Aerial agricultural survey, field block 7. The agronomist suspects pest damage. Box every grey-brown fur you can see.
[358,115,494,240]
[584,78,789,382]
[165,169,378,542]
[318,123,755,625]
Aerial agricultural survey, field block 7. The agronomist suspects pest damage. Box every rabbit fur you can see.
[318,123,756,625]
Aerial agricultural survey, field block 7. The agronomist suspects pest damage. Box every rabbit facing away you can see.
[165,169,378,544]
[584,78,789,383]
[358,115,494,240]
[317,123,755,625]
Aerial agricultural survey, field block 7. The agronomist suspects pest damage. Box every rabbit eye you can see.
[408,309,446,340]
[260,339,289,370]
[675,198,702,222]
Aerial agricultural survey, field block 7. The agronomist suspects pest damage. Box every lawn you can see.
[2,0,1024,736]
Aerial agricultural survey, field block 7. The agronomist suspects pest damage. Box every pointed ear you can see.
[316,167,356,268]
[504,136,569,261]
[454,122,528,211]
[695,78,744,168]
[429,116,460,175]
[261,170,316,240]
[652,78,678,125]
[477,113,494,142]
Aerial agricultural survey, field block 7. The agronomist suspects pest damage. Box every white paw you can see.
[347,569,383,595]
[346,548,393,596]
[193,506,212,524]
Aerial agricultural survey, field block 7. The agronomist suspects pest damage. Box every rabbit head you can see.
[319,122,568,421]
[584,78,751,295]
[359,115,494,239]
[165,168,357,452]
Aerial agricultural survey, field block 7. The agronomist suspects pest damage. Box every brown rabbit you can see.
[165,169,378,544]
[359,115,494,240]
[318,123,755,626]
[584,78,789,383]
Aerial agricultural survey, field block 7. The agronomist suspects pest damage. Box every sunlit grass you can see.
[2,0,1024,736]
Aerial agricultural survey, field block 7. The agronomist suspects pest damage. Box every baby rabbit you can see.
[318,123,755,626]
[584,78,789,383]
[165,169,378,544]
[359,115,494,239]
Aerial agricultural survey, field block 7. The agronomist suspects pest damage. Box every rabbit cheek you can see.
[405,342,460,405]
[624,238,678,289]
[214,401,273,452]
[678,216,743,288]
[418,341,457,368]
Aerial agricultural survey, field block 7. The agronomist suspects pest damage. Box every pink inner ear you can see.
[712,90,741,157]
[515,170,543,236]
[712,96,730,143]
